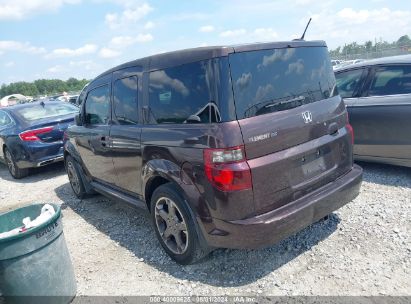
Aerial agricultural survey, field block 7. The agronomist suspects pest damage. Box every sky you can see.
[0,0,410,84]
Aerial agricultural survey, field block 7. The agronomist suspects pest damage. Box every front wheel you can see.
[4,147,28,179]
[150,183,209,264]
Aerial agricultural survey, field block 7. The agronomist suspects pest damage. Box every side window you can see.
[113,76,138,125]
[84,85,110,125]
[335,69,365,98]
[148,60,217,124]
[368,65,411,96]
[0,111,12,127]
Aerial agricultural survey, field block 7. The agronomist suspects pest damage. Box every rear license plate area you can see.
[302,155,326,177]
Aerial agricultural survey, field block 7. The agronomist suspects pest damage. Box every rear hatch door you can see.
[229,45,353,214]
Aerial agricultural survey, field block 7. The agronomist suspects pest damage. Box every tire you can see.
[4,147,29,179]
[150,183,209,265]
[65,155,88,199]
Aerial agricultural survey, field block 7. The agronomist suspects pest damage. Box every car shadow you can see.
[55,182,340,287]
[357,161,411,188]
[0,162,66,183]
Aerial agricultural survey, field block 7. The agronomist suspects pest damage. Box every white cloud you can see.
[144,21,155,29]
[110,33,153,48]
[171,12,210,21]
[253,28,279,41]
[235,73,252,89]
[0,40,46,55]
[99,47,121,58]
[0,0,81,20]
[47,44,98,58]
[4,61,15,68]
[136,33,153,42]
[69,60,101,71]
[286,59,305,75]
[300,7,411,48]
[199,25,215,33]
[220,29,247,38]
[110,36,136,47]
[295,0,316,5]
[105,2,153,29]
[47,65,65,73]
[337,8,372,24]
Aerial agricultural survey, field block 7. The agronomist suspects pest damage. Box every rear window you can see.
[15,103,78,121]
[229,47,338,119]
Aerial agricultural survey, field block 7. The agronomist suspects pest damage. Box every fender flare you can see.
[142,159,211,248]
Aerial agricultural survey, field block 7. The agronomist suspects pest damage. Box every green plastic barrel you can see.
[0,204,77,304]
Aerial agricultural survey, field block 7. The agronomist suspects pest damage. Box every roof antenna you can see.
[299,17,312,40]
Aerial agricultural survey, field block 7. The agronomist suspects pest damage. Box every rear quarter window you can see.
[147,60,219,124]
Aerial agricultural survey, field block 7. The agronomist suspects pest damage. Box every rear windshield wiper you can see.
[264,95,306,109]
[244,95,310,118]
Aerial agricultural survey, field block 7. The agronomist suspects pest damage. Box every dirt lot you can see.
[0,161,410,296]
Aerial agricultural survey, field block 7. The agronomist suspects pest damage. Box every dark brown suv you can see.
[64,40,363,264]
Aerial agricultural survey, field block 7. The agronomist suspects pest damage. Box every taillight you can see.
[63,130,69,142]
[346,123,354,144]
[19,126,54,141]
[345,112,354,144]
[203,145,252,191]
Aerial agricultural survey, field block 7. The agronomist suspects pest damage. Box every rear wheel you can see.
[150,183,209,264]
[4,147,28,179]
[65,155,88,199]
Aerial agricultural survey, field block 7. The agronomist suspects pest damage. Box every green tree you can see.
[0,78,90,98]
[397,35,411,47]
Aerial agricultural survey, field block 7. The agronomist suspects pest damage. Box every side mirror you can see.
[75,114,83,126]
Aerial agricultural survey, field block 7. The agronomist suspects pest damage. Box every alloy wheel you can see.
[67,161,81,195]
[5,150,16,176]
[154,197,189,254]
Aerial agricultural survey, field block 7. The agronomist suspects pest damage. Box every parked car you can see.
[64,41,362,264]
[335,54,411,167]
[0,101,79,178]
[68,95,79,106]
[331,59,343,67]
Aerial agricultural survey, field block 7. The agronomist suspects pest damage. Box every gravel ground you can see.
[0,161,410,296]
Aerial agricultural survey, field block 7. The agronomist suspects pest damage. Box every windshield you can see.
[229,46,338,119]
[14,103,79,122]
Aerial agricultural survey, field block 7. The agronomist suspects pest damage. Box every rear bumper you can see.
[15,142,64,169]
[201,164,362,249]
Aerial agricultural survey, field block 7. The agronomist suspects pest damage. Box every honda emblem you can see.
[302,111,313,124]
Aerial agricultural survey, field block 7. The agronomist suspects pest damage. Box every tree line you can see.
[0,78,90,98]
[329,35,411,58]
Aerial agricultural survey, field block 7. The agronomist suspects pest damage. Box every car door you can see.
[110,68,143,195]
[349,64,411,160]
[75,79,118,185]
[335,67,368,107]
[335,67,370,155]
[0,110,15,161]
